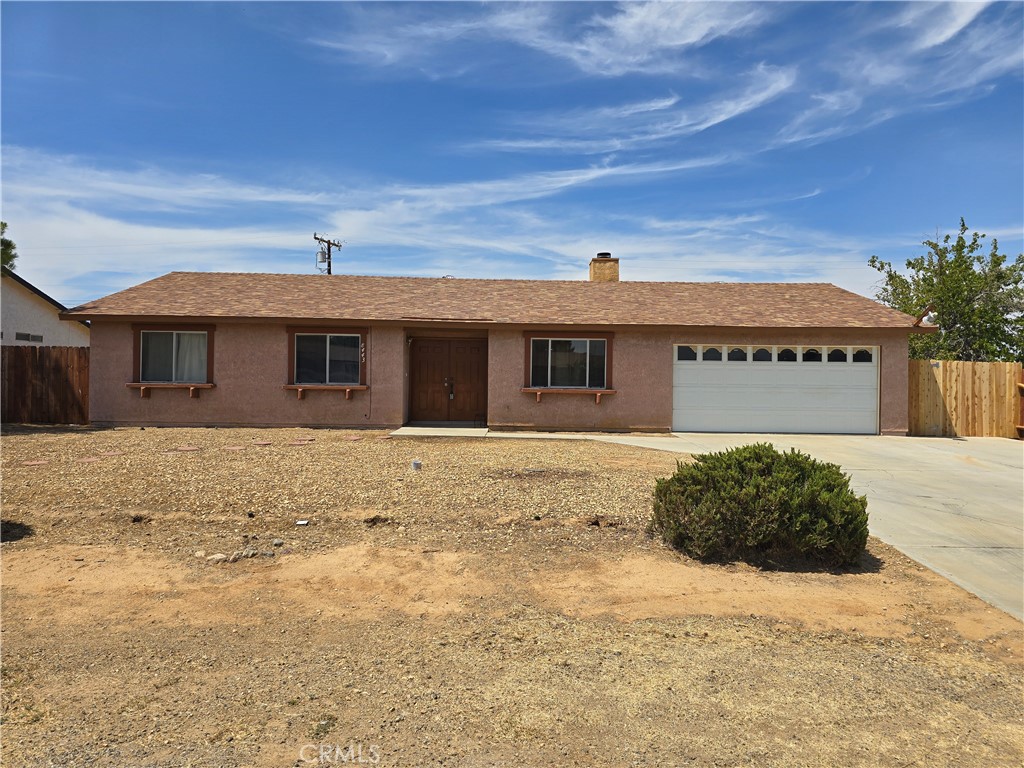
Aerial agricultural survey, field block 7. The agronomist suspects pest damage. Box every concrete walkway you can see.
[391,426,1024,620]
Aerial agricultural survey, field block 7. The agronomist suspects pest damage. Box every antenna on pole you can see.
[313,233,343,275]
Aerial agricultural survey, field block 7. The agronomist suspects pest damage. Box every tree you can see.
[1,221,16,270]
[869,218,1024,362]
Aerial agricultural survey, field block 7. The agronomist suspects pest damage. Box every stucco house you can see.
[61,254,929,434]
[2,266,90,347]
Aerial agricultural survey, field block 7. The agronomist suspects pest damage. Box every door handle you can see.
[449,379,455,399]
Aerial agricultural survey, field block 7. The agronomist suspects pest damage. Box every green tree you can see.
[1,221,16,270]
[869,218,1024,362]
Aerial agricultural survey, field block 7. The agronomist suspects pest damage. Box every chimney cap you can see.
[595,251,612,259]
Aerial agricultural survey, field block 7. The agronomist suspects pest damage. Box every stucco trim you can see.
[282,384,370,400]
[520,388,617,404]
[126,382,216,399]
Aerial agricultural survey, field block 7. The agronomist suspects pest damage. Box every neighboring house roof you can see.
[2,266,90,328]
[62,271,920,329]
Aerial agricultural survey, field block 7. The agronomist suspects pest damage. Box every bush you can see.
[650,443,868,568]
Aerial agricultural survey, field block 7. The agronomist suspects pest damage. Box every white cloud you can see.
[897,2,990,51]
[476,64,796,155]
[3,204,313,307]
[312,2,770,78]
[2,144,901,305]
[505,1,768,77]
[2,146,327,211]
[1,145,738,303]
[306,1,1019,160]
[774,2,1021,147]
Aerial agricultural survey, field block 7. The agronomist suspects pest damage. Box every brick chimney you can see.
[589,252,619,282]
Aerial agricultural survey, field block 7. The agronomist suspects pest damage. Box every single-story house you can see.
[2,266,91,347]
[61,254,931,434]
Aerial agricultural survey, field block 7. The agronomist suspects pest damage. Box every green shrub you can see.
[650,443,868,568]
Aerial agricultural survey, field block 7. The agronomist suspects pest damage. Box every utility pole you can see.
[313,233,343,275]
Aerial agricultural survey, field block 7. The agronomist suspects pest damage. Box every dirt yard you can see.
[1,426,1021,767]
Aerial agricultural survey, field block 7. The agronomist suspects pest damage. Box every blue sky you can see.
[2,1,1022,308]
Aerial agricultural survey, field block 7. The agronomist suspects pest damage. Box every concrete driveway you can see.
[652,434,1024,620]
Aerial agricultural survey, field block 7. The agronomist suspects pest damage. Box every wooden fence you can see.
[908,359,1023,438]
[1,346,90,425]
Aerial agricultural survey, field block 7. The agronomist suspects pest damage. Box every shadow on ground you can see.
[1,520,35,543]
[1,424,107,436]
[674,547,886,575]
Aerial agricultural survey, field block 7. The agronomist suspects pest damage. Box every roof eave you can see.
[67,312,926,331]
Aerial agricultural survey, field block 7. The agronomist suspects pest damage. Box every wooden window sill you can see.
[127,383,215,399]
[283,385,369,401]
[520,388,617,404]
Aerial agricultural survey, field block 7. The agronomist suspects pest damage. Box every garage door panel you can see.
[675,364,875,388]
[672,345,878,434]
[673,384,875,411]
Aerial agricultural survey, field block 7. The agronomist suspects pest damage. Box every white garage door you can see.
[672,344,879,434]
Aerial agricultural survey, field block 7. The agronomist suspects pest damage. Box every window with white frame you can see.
[530,338,607,388]
[674,345,876,365]
[294,333,362,385]
[140,331,208,383]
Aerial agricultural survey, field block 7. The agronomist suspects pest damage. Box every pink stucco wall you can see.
[89,321,406,427]
[89,321,910,434]
[486,327,670,431]
[486,327,909,434]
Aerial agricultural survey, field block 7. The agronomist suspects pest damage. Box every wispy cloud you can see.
[2,147,327,212]
[1,144,739,302]
[311,2,770,78]
[2,145,894,304]
[895,2,990,51]
[7,0,1021,304]
[476,64,795,155]
[776,2,1021,146]
[308,2,1018,159]
[496,1,768,77]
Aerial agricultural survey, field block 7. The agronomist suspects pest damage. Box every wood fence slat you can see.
[1019,367,1024,435]
[908,359,1022,438]
[1,345,90,425]
[913,360,921,436]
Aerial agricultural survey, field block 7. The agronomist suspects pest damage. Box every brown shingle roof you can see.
[63,271,918,328]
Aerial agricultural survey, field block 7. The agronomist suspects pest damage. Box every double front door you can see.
[409,338,487,423]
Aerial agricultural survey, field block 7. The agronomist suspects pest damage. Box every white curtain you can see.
[175,332,207,382]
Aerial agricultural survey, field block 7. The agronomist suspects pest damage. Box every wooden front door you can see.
[409,338,487,423]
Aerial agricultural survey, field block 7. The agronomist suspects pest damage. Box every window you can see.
[672,344,870,365]
[139,330,209,383]
[14,332,43,343]
[802,347,822,362]
[295,334,361,384]
[827,347,848,363]
[529,337,608,388]
[287,327,367,386]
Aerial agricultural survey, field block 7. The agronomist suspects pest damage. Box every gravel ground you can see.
[1,426,1021,767]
